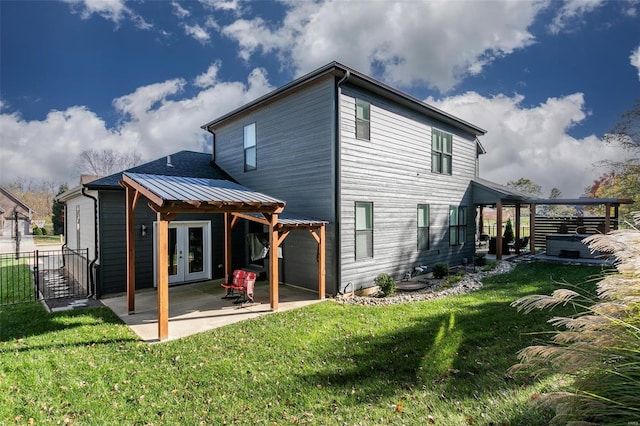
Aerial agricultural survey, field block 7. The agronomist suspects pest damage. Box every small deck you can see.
[101,280,324,342]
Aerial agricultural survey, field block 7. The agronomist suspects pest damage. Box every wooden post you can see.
[604,202,611,234]
[514,204,521,255]
[496,201,503,260]
[478,206,484,236]
[157,213,169,341]
[223,212,232,283]
[318,224,325,300]
[125,185,136,314]
[268,214,279,311]
[530,204,536,255]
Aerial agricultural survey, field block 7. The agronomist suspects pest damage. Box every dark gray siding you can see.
[97,191,224,296]
[338,85,477,292]
[212,76,337,294]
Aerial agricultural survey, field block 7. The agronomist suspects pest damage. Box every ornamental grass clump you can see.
[510,212,640,425]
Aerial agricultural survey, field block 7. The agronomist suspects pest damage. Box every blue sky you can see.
[1,0,639,197]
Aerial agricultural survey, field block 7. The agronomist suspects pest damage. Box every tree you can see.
[506,177,542,198]
[544,187,576,217]
[75,148,142,176]
[588,99,640,225]
[51,184,68,235]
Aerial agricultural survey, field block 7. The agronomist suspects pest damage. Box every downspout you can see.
[81,187,99,298]
[335,69,350,295]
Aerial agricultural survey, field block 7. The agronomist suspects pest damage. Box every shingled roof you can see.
[85,151,233,190]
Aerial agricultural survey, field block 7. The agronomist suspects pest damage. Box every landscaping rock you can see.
[335,261,515,306]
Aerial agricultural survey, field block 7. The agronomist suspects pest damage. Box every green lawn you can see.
[0,258,35,304]
[0,263,602,425]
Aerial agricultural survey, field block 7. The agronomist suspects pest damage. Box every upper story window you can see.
[355,99,370,140]
[243,123,257,172]
[355,201,373,259]
[449,205,467,246]
[431,129,452,174]
[417,204,430,251]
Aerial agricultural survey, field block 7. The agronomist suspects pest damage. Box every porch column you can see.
[223,212,232,283]
[604,202,612,233]
[125,184,136,314]
[268,213,279,311]
[529,204,536,255]
[514,203,521,255]
[157,213,170,341]
[496,201,503,260]
[478,206,484,236]
[318,224,326,300]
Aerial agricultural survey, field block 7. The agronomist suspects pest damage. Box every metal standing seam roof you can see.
[242,212,328,227]
[124,173,286,207]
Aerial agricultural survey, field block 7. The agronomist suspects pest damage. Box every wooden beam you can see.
[308,228,320,244]
[125,184,136,314]
[121,174,165,207]
[276,230,290,247]
[269,213,279,311]
[604,202,611,233]
[224,212,232,285]
[230,215,240,229]
[530,204,536,255]
[514,204,521,255]
[233,212,271,226]
[318,224,325,300]
[157,213,170,341]
[496,201,503,260]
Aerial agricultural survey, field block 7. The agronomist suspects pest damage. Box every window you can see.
[431,129,452,174]
[417,204,430,250]
[244,123,256,171]
[355,99,370,140]
[449,205,467,246]
[355,202,373,259]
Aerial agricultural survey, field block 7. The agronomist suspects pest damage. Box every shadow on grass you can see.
[297,263,602,422]
[0,301,138,350]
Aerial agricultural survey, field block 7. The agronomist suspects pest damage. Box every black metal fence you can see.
[0,248,90,305]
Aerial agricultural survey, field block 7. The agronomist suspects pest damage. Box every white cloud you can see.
[63,0,152,30]
[631,45,640,79]
[427,92,629,197]
[194,62,221,88]
[220,0,543,92]
[200,0,242,12]
[0,67,274,185]
[183,23,210,44]
[548,0,607,34]
[171,1,190,18]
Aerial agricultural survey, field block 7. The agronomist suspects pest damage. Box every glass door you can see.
[156,221,211,286]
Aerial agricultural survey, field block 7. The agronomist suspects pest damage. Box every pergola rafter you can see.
[120,172,326,341]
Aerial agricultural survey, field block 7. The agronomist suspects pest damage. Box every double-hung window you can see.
[417,204,430,250]
[244,123,257,172]
[449,205,467,246]
[431,129,452,174]
[355,99,370,140]
[355,202,373,259]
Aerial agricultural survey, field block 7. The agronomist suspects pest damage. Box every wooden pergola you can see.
[120,172,327,341]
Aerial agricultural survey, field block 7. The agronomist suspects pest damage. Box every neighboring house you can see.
[57,151,239,296]
[201,61,504,296]
[60,61,524,298]
[0,186,33,238]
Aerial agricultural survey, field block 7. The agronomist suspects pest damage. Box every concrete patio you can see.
[101,280,325,343]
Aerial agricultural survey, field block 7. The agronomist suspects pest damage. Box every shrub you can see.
[442,272,464,288]
[32,227,43,236]
[40,227,47,235]
[473,253,487,266]
[503,218,514,243]
[374,273,396,297]
[432,262,449,279]
[510,211,640,425]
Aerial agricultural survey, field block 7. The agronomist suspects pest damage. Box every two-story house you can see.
[61,61,520,300]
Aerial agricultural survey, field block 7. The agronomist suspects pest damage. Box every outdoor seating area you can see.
[101,280,323,342]
[221,269,257,304]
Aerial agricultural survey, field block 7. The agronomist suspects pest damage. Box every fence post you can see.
[34,250,40,301]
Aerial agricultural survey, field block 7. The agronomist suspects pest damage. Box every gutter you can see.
[81,187,99,298]
[335,69,350,295]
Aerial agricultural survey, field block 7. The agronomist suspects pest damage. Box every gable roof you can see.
[0,186,34,215]
[85,151,232,190]
[472,178,530,205]
[201,61,486,137]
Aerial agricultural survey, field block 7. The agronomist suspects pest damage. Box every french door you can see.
[155,221,211,285]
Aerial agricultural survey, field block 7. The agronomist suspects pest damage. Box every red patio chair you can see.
[221,269,245,299]
[233,270,257,304]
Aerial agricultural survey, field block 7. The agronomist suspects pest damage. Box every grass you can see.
[33,235,63,247]
[0,263,603,425]
[0,257,35,304]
